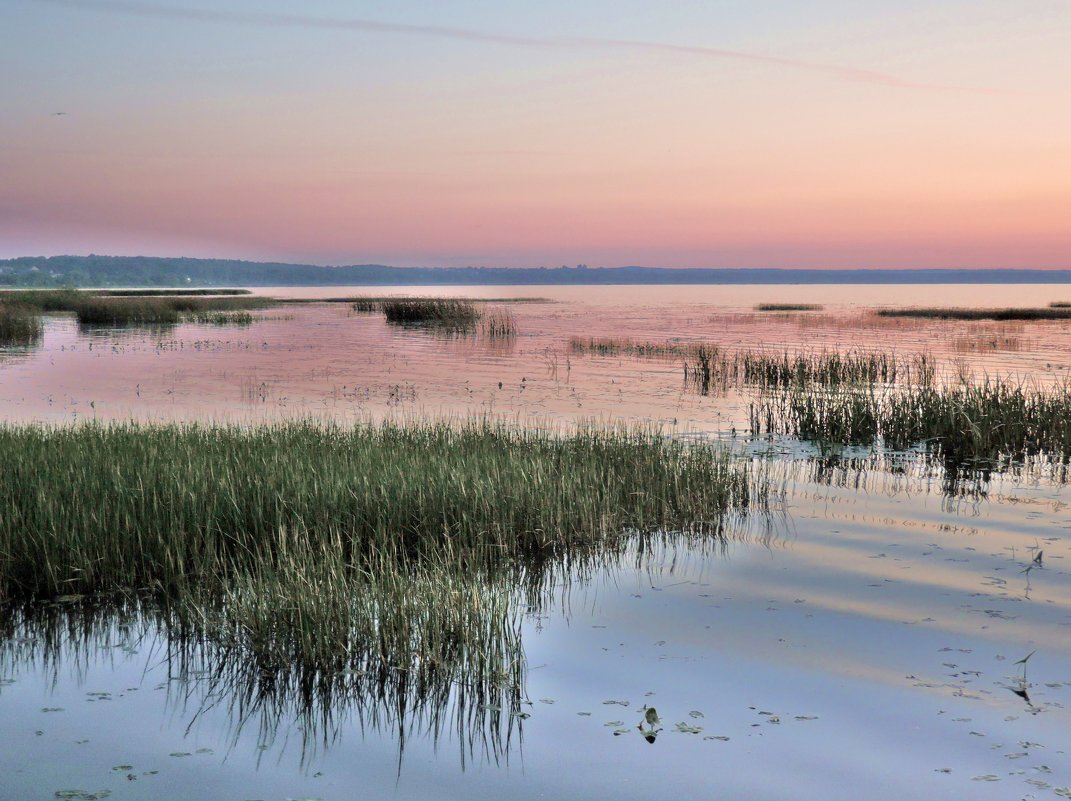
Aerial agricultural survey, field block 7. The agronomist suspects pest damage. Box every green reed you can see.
[479,307,516,338]
[876,307,1071,321]
[685,348,936,394]
[0,303,43,347]
[749,376,1071,462]
[0,421,760,708]
[381,298,481,327]
[92,288,252,297]
[754,303,823,312]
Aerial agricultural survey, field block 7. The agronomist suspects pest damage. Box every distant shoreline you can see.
[2,255,1071,287]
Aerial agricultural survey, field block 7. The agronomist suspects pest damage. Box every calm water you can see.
[1,285,1070,800]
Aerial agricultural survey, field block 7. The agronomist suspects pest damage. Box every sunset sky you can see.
[2,0,1069,268]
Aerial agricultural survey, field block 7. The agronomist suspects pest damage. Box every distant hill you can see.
[2,255,1070,287]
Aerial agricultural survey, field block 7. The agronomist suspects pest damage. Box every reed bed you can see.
[755,303,823,312]
[749,377,1071,462]
[183,310,255,325]
[479,307,516,338]
[0,421,760,701]
[351,299,380,313]
[876,307,1071,321]
[569,337,693,358]
[685,348,936,393]
[2,289,271,326]
[91,288,252,297]
[381,298,481,327]
[0,288,84,312]
[0,303,43,347]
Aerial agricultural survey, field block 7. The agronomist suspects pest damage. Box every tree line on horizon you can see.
[1,255,1068,288]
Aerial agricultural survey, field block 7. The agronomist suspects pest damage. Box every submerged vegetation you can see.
[750,376,1071,462]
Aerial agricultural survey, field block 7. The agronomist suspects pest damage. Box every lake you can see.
[1,284,1069,801]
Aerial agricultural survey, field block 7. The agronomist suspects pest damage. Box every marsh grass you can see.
[876,307,1071,321]
[381,298,481,328]
[91,288,253,297]
[0,303,43,347]
[749,376,1071,462]
[0,420,760,720]
[2,289,272,326]
[184,310,255,325]
[479,307,516,338]
[755,303,823,312]
[351,299,380,313]
[569,337,693,358]
[684,348,936,394]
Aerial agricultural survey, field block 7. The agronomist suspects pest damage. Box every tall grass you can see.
[569,337,693,358]
[0,303,43,347]
[749,377,1071,462]
[479,307,516,338]
[381,298,480,327]
[686,348,936,394]
[755,303,823,312]
[876,307,1071,321]
[0,421,761,709]
[92,288,252,297]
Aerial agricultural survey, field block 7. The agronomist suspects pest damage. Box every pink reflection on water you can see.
[2,284,1070,426]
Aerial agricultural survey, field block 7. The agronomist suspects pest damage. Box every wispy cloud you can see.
[31,0,999,93]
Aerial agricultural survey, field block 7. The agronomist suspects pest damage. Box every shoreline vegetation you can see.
[0,421,763,709]
[0,288,274,333]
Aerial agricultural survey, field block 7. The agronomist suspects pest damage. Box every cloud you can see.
[31,0,998,93]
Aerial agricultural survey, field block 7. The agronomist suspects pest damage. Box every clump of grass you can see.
[749,376,1071,462]
[876,307,1071,321]
[0,421,761,699]
[480,307,516,338]
[0,303,43,347]
[3,289,272,326]
[685,348,936,394]
[183,310,254,326]
[755,303,823,312]
[569,337,693,358]
[382,298,480,328]
[0,420,760,604]
[351,299,380,313]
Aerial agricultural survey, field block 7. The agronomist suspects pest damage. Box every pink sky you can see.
[3,1,1070,268]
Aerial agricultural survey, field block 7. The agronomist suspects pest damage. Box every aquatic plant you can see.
[749,376,1071,462]
[754,303,823,312]
[91,288,252,297]
[381,298,481,327]
[480,307,517,338]
[685,348,936,394]
[0,420,761,718]
[183,310,255,325]
[0,303,44,347]
[875,307,1071,321]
